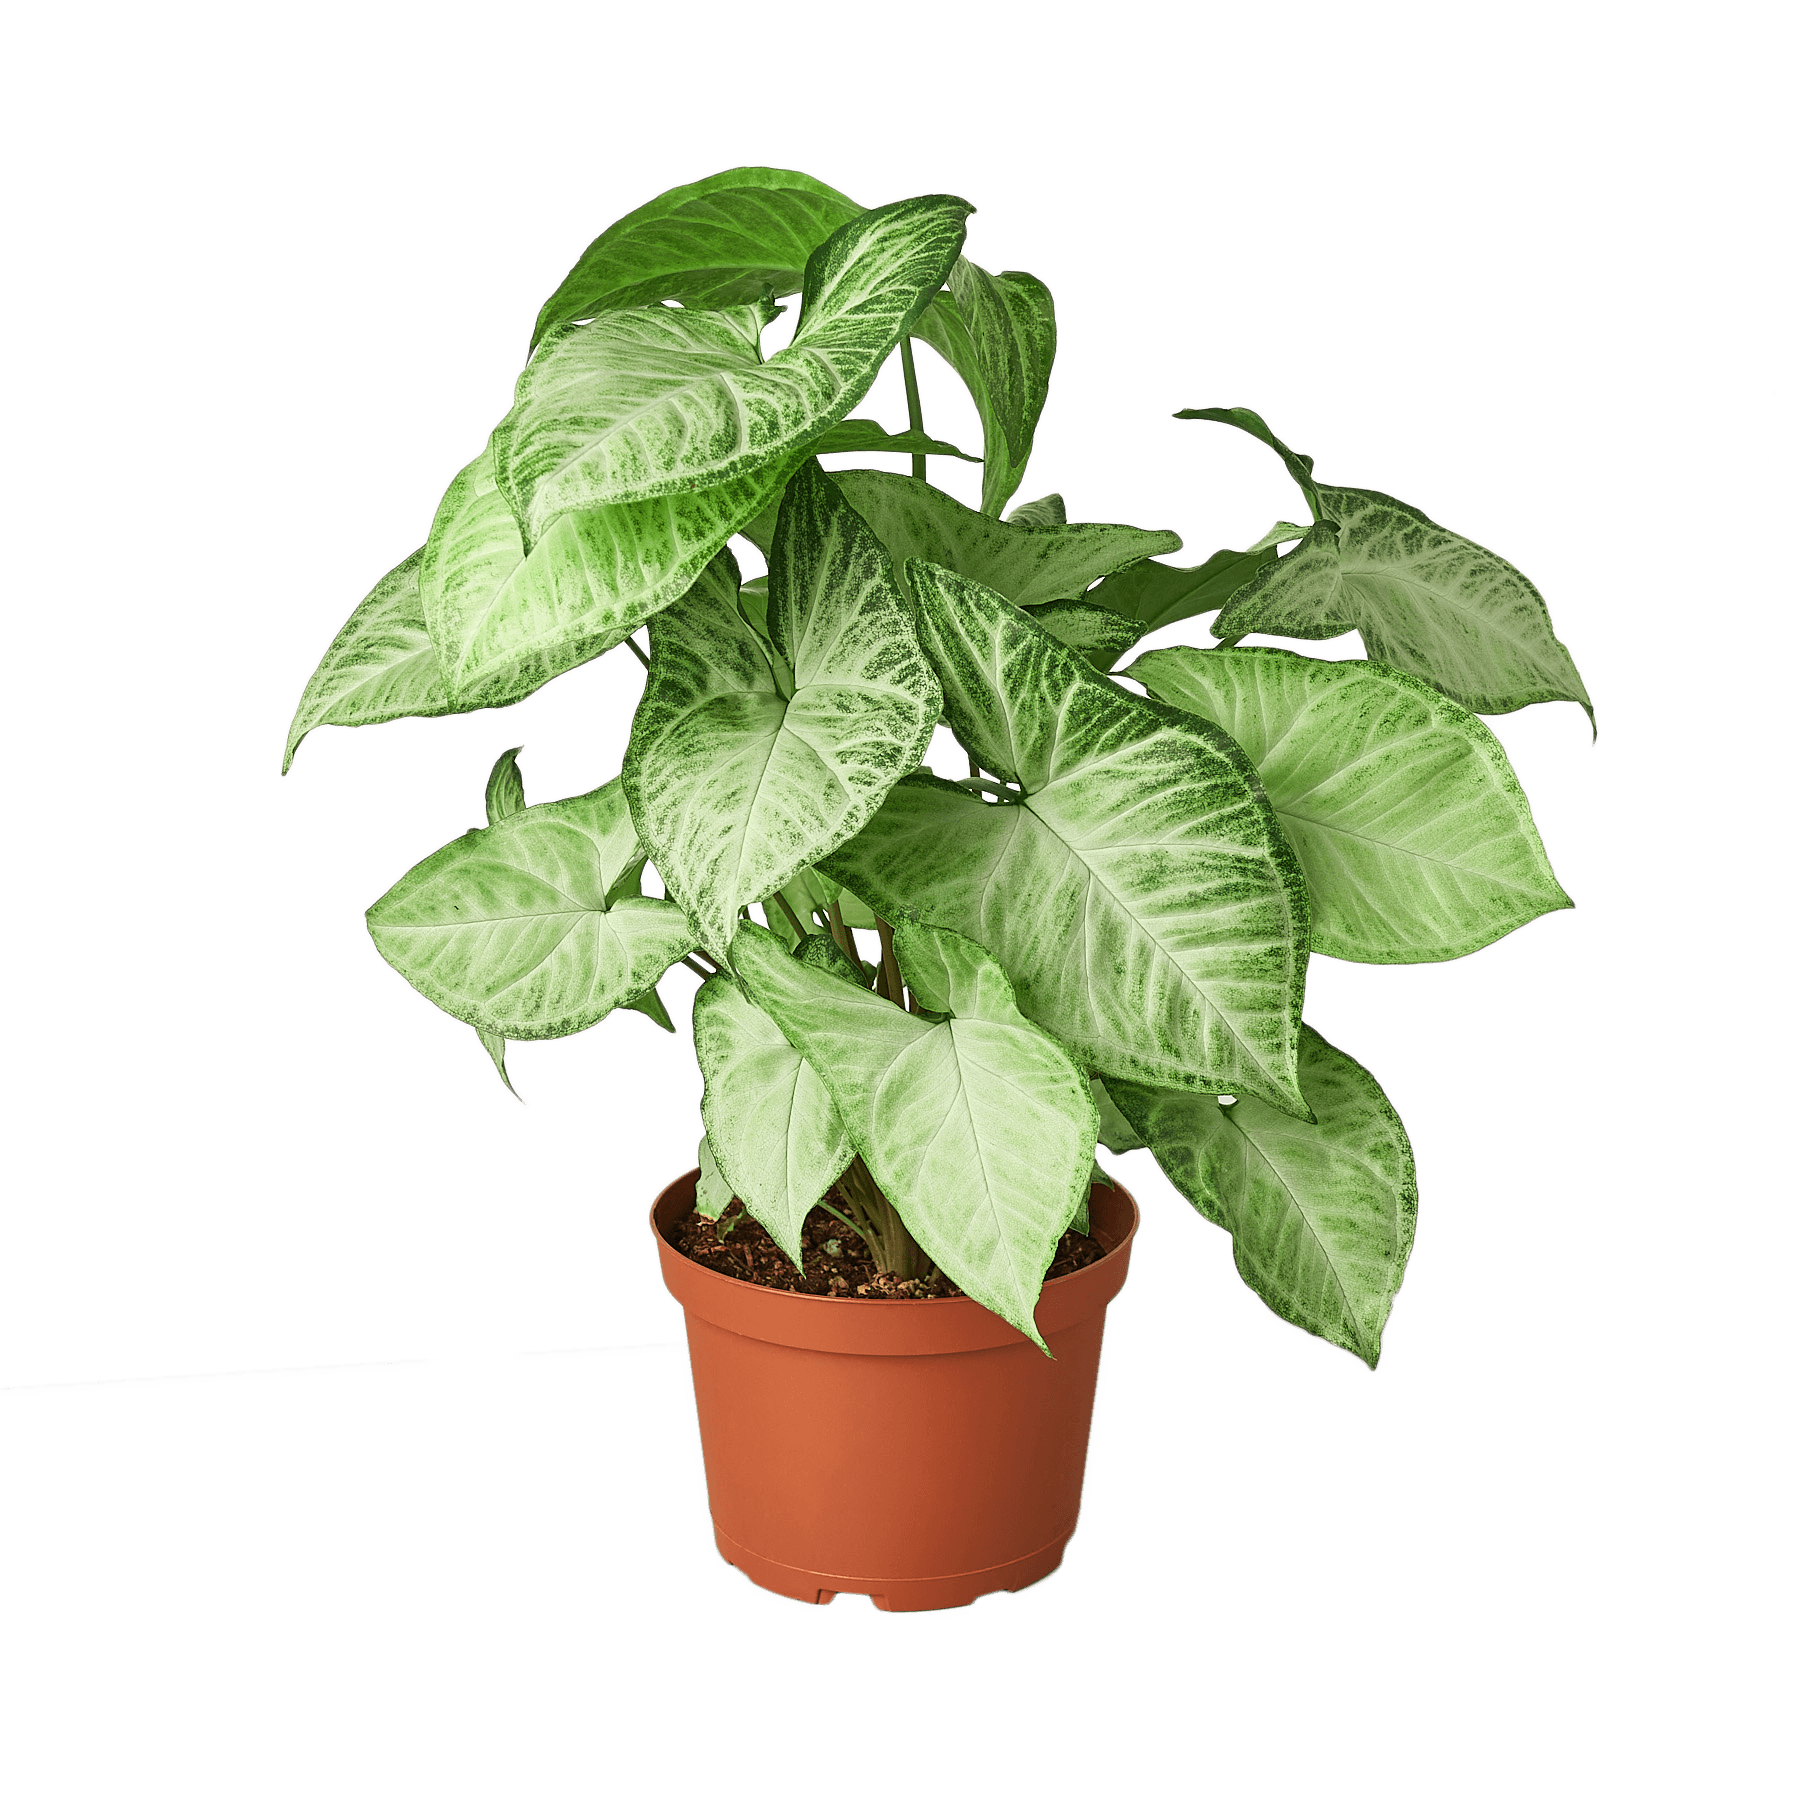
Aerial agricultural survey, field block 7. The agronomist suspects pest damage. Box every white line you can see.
[1,1353,435,1396]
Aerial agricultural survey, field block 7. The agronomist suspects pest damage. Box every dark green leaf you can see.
[1079,523,1306,633]
[1006,493,1066,528]
[1176,406,1323,520]
[530,167,863,350]
[811,418,980,462]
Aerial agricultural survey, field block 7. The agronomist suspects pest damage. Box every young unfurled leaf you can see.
[734,921,1097,1348]
[1214,488,1593,722]
[624,464,942,962]
[484,746,526,825]
[1077,523,1307,634]
[1130,646,1572,962]
[833,470,1179,608]
[1110,1027,1417,1367]
[693,974,854,1263]
[911,262,1055,516]
[366,777,695,1038]
[530,166,863,351]
[811,418,981,462]
[425,447,798,706]
[1006,493,1066,529]
[284,551,458,773]
[1176,406,1324,520]
[824,564,1310,1112]
[494,195,971,538]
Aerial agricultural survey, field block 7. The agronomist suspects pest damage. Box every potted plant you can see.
[285,167,1589,1610]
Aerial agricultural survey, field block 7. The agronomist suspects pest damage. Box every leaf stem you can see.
[625,634,651,669]
[875,917,905,1012]
[1210,634,1243,651]
[771,889,809,944]
[900,338,926,482]
[680,955,712,981]
[827,897,854,961]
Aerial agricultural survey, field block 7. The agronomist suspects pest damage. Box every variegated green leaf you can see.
[1130,646,1572,962]
[284,551,459,773]
[366,778,695,1039]
[1027,599,1150,669]
[1214,489,1593,722]
[812,417,980,462]
[734,921,1097,1347]
[1078,523,1307,633]
[824,563,1310,1111]
[912,262,1055,516]
[833,470,1179,608]
[693,970,855,1265]
[494,196,970,539]
[484,746,526,825]
[530,166,863,350]
[1110,1027,1416,1367]
[427,449,797,706]
[624,464,941,963]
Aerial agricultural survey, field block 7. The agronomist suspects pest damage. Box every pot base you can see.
[713,1521,1070,1611]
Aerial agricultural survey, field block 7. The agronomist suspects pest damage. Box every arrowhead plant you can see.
[287,168,1588,1367]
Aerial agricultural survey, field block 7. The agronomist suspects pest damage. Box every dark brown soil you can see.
[673,1195,1108,1299]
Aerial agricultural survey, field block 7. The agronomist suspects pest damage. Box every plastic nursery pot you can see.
[651,1170,1138,1612]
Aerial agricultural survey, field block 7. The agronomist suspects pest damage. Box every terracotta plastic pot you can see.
[651,1171,1138,1611]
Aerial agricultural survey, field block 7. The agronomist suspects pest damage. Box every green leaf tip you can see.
[484,746,526,826]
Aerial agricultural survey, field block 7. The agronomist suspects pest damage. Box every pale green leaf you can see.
[624,464,941,962]
[477,1027,520,1099]
[912,263,1055,515]
[484,746,525,825]
[530,166,863,350]
[1110,1027,1417,1366]
[1129,646,1572,961]
[824,563,1310,1112]
[812,417,980,462]
[366,777,695,1038]
[833,470,1179,608]
[430,450,798,706]
[693,972,853,1265]
[284,551,458,773]
[734,921,1097,1347]
[695,1135,734,1220]
[794,929,869,986]
[1078,522,1307,633]
[1214,488,1593,723]
[495,195,971,537]
[1175,406,1323,520]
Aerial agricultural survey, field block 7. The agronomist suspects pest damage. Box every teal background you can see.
[2,3,1788,1796]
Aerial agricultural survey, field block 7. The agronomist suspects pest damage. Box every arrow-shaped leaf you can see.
[495,195,971,539]
[1110,1027,1417,1367]
[733,920,1097,1347]
[366,777,695,1038]
[422,444,797,706]
[1179,409,1591,721]
[824,563,1310,1112]
[1130,645,1572,962]
[624,463,941,963]
[284,551,461,773]
[693,968,856,1266]
[833,469,1179,608]
[530,166,863,351]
